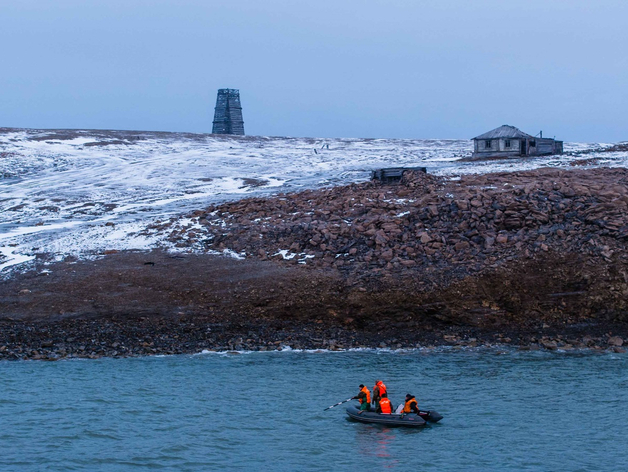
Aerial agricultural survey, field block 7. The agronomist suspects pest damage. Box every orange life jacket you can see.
[375,381,387,397]
[379,397,392,414]
[360,386,371,404]
[403,398,418,413]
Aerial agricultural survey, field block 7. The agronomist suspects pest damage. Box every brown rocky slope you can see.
[2,167,628,359]
[165,167,628,326]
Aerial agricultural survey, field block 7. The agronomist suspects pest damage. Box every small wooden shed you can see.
[472,125,563,159]
[371,166,427,183]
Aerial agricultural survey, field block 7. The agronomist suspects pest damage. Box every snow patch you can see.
[222,249,246,260]
[273,249,297,260]
[2,128,627,275]
[0,246,36,272]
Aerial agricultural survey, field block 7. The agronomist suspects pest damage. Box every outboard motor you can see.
[420,410,443,423]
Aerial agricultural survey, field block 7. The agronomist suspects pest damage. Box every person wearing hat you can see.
[351,384,371,411]
[402,394,420,414]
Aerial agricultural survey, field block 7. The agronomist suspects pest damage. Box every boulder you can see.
[608,336,624,347]
[419,232,432,244]
[540,340,558,350]
[454,241,470,251]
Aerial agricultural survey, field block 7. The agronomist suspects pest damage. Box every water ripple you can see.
[1,350,628,471]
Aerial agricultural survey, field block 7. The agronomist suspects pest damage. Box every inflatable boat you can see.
[345,405,443,427]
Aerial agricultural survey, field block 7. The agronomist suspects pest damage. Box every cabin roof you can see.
[473,125,534,140]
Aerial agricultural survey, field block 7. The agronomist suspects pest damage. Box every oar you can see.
[323,398,353,411]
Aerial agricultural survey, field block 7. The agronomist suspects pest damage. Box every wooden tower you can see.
[212,89,245,135]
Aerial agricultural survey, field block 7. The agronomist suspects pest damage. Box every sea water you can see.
[1,348,628,471]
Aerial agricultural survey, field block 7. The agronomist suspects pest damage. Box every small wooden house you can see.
[472,125,563,159]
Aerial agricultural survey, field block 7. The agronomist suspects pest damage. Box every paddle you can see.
[323,398,353,411]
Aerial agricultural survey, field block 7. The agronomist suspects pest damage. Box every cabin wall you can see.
[475,138,521,153]
[472,138,521,157]
[498,138,520,152]
[530,138,560,156]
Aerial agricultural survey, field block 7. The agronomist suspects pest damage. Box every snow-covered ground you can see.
[1,127,626,274]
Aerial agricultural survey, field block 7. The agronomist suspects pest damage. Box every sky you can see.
[1,0,626,142]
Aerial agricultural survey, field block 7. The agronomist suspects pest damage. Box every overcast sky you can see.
[1,0,626,142]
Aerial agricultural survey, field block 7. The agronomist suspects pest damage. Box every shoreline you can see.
[1,318,625,361]
[2,341,625,362]
[3,167,628,360]
[1,288,625,360]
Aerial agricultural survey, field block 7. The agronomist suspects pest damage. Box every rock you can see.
[419,232,432,244]
[540,340,558,350]
[608,336,624,347]
[454,241,470,251]
[375,231,389,245]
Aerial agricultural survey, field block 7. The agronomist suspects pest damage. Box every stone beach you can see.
[2,166,628,359]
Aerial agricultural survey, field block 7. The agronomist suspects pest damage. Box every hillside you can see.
[1,127,627,275]
[2,164,628,358]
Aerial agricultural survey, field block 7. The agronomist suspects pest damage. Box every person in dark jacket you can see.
[402,394,420,414]
[352,384,371,411]
[372,380,387,409]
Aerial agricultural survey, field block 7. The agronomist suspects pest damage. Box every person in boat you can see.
[372,380,387,409]
[402,394,420,415]
[376,393,392,414]
[351,384,371,411]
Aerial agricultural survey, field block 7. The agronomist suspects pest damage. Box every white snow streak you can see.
[1,128,626,274]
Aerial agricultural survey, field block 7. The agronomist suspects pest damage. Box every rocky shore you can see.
[2,167,628,360]
[0,317,625,361]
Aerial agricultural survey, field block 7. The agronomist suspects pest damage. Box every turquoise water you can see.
[2,348,628,471]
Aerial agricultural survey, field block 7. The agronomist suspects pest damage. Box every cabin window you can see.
[505,140,511,148]
[485,140,491,149]
[530,140,536,147]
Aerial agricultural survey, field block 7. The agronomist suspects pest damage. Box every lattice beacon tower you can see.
[212,89,245,135]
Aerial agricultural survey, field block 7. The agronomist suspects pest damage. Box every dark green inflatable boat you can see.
[346,405,443,427]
